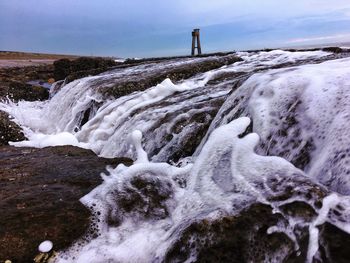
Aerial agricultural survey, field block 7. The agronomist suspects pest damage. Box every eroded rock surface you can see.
[0,146,132,263]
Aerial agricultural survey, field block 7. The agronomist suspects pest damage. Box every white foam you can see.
[243,57,350,194]
[54,117,349,263]
[232,49,330,72]
[131,130,149,163]
[10,132,82,148]
[307,193,340,263]
[0,50,330,163]
[114,58,126,63]
[52,118,249,261]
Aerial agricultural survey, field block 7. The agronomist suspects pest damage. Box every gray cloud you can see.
[1,0,350,57]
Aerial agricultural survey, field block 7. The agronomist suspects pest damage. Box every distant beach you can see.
[0,51,79,68]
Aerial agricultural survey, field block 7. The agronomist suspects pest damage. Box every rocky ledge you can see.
[0,145,132,263]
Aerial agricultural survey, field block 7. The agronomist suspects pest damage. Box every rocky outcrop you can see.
[0,111,25,145]
[0,64,54,84]
[53,59,71,81]
[165,204,299,263]
[0,65,51,101]
[53,57,117,81]
[164,177,348,263]
[5,80,49,101]
[0,146,132,263]
[321,47,346,53]
[100,55,243,98]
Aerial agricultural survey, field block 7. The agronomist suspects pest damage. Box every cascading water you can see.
[54,118,350,263]
[0,50,331,161]
[202,56,350,196]
[1,49,350,262]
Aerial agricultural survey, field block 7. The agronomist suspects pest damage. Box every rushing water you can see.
[0,50,331,161]
[1,49,350,262]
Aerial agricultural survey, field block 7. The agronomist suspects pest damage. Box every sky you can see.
[1,0,350,58]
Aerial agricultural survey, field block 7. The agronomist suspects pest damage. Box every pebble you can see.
[38,240,53,253]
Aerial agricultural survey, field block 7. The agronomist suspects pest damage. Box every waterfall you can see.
[0,50,331,162]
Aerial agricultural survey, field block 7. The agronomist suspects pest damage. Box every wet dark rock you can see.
[71,57,116,73]
[0,145,132,263]
[0,65,52,101]
[122,51,237,65]
[0,64,54,84]
[164,181,348,263]
[65,67,117,84]
[109,173,174,224]
[207,71,247,86]
[116,71,250,163]
[6,80,49,101]
[321,47,345,53]
[53,57,117,81]
[165,204,299,263]
[145,97,225,163]
[0,110,25,145]
[100,55,243,98]
[53,59,71,81]
[321,223,350,263]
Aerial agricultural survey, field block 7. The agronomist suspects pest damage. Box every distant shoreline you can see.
[0,51,81,60]
[0,51,81,68]
[2,43,349,69]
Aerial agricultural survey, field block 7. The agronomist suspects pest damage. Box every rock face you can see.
[0,111,25,145]
[53,57,117,81]
[0,146,132,263]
